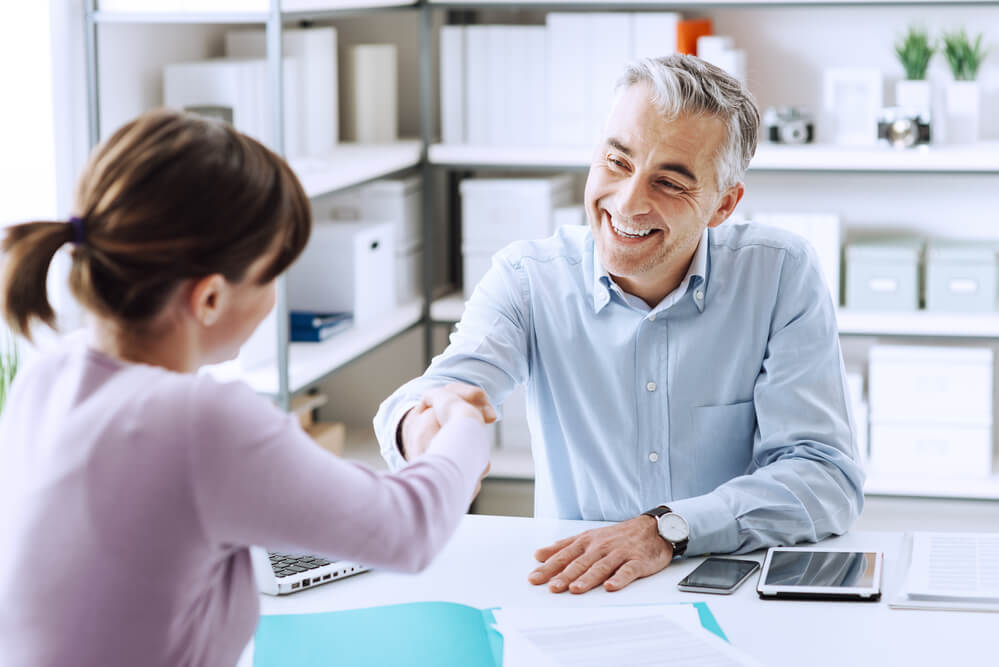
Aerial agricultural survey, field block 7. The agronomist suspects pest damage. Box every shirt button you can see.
[648,452,659,463]
[646,381,657,392]
[647,313,656,322]
[695,289,704,301]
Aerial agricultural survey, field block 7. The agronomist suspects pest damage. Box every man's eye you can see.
[658,180,681,191]
[608,155,627,168]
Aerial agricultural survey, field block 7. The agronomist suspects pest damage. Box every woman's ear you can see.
[188,274,228,327]
[708,182,746,228]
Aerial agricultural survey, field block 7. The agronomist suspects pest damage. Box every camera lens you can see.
[888,119,917,148]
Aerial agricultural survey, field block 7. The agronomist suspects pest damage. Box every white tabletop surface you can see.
[242,514,992,666]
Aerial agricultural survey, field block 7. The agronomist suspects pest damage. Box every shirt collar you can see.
[592,229,710,314]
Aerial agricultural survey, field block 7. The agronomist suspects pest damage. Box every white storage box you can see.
[395,241,423,305]
[498,384,532,450]
[924,241,997,313]
[224,27,338,156]
[163,58,302,158]
[752,212,842,306]
[869,421,993,478]
[360,177,422,248]
[462,250,494,298]
[343,44,397,143]
[460,175,573,249]
[287,221,395,324]
[868,345,993,423]
[845,239,921,311]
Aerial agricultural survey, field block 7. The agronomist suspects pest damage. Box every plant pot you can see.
[895,80,932,115]
[945,81,980,144]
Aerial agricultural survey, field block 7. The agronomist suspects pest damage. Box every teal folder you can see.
[253,601,725,667]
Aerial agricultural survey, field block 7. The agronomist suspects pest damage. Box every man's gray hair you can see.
[616,54,760,191]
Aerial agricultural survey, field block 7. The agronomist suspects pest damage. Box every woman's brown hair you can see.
[1,108,311,341]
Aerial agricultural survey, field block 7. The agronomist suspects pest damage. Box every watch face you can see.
[658,513,689,542]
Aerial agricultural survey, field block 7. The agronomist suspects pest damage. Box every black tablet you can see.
[756,547,883,601]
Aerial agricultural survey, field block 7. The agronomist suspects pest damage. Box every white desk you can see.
[242,515,991,666]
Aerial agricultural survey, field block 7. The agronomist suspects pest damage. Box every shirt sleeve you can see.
[668,241,866,556]
[185,378,490,573]
[374,250,532,470]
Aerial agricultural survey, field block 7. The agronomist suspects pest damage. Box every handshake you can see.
[399,382,498,461]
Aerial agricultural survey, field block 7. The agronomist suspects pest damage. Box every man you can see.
[375,55,864,594]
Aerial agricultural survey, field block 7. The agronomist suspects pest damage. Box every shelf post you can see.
[420,0,436,365]
[268,0,291,411]
[83,0,100,149]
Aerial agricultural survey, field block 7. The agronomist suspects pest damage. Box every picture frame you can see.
[822,68,884,146]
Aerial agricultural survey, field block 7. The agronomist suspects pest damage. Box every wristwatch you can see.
[642,505,689,557]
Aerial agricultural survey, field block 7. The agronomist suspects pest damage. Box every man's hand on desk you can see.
[399,383,497,460]
[528,515,672,594]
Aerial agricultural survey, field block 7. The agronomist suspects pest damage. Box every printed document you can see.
[903,532,999,603]
[492,605,762,667]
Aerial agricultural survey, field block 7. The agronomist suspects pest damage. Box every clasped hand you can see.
[528,515,674,594]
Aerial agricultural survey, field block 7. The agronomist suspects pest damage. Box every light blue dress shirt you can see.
[375,223,865,556]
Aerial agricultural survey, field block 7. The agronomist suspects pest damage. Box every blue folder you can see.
[253,600,726,667]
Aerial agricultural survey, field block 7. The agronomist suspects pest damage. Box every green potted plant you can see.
[941,29,989,143]
[0,328,18,416]
[894,26,935,114]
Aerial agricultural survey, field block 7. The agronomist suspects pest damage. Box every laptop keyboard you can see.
[269,552,333,579]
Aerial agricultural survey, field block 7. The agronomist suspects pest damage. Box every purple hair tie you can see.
[68,216,86,245]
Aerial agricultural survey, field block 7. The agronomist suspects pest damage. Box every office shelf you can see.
[429,0,997,6]
[864,472,999,501]
[836,310,999,338]
[206,300,423,396]
[430,292,467,323]
[289,141,422,199]
[429,142,999,174]
[92,1,417,24]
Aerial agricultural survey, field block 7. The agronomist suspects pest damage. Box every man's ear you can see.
[707,182,745,229]
[188,274,228,327]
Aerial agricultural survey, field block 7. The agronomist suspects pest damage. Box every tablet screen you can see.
[762,551,877,588]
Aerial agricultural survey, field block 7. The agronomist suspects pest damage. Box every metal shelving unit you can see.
[83,0,432,410]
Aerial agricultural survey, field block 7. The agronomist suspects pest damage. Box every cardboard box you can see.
[307,422,346,457]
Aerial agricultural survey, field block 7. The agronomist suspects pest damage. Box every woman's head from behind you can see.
[1,109,311,368]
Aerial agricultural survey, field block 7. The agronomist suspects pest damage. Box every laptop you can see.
[250,546,368,595]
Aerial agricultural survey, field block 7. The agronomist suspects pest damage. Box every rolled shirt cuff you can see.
[667,492,741,557]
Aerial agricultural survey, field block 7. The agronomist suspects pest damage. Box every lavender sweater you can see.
[0,339,489,666]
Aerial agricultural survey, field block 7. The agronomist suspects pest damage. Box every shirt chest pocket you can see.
[689,400,757,494]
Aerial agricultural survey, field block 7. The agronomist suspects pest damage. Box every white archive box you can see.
[924,241,998,313]
[163,58,302,158]
[395,241,423,305]
[460,175,573,248]
[462,250,494,298]
[100,0,370,10]
[359,177,422,248]
[752,212,842,306]
[287,221,395,325]
[869,421,993,478]
[224,27,338,156]
[343,44,397,143]
[498,384,532,450]
[868,345,994,423]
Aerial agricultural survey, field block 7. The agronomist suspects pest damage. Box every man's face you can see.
[584,82,741,299]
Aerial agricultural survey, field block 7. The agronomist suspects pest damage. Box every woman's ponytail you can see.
[1,221,75,341]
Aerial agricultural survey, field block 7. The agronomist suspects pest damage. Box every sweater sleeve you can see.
[184,378,490,573]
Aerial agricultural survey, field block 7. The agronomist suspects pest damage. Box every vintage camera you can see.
[877,107,931,148]
[764,106,815,144]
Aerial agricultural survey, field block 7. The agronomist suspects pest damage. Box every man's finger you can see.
[603,559,645,592]
[567,555,623,594]
[548,552,601,593]
[533,536,575,563]
[528,541,585,585]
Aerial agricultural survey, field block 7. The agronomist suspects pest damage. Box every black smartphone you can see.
[677,557,761,595]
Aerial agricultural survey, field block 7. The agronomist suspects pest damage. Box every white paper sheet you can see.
[904,531,999,603]
[493,605,762,667]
